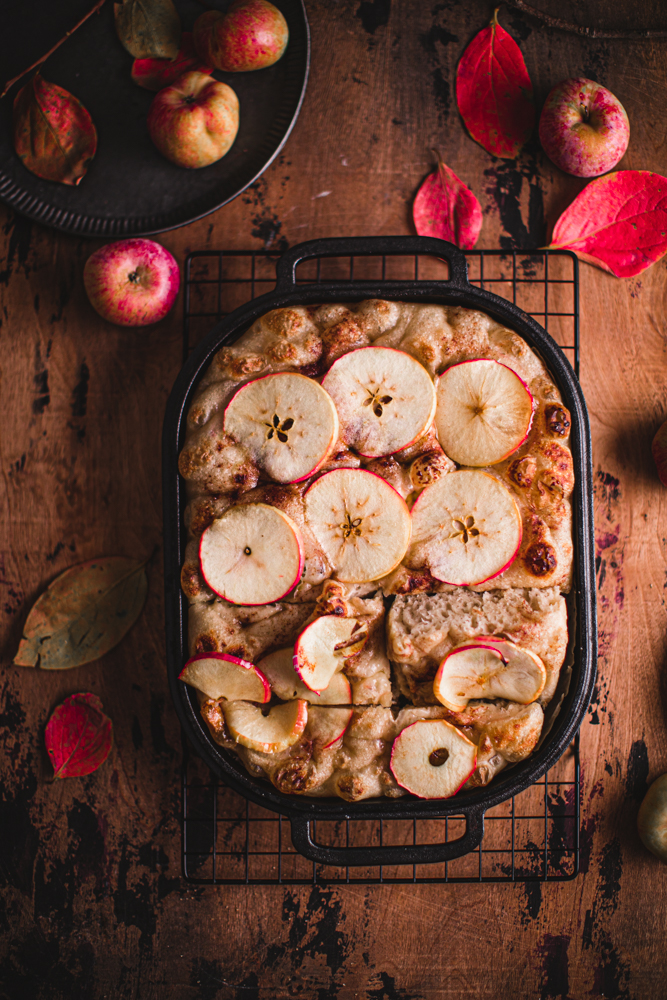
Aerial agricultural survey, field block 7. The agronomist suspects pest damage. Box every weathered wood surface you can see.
[1,1,667,997]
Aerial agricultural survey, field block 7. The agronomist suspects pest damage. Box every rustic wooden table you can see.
[2,1,667,996]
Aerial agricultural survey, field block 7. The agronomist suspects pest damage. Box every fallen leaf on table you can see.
[14,557,148,670]
[548,170,667,277]
[45,693,113,779]
[13,73,97,186]
[115,0,181,60]
[413,154,482,249]
[131,31,209,90]
[456,9,534,159]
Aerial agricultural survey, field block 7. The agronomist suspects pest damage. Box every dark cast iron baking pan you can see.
[0,0,309,236]
[163,236,597,868]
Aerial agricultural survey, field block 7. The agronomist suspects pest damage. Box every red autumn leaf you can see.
[456,9,535,159]
[548,170,667,278]
[413,155,482,249]
[131,32,210,91]
[45,693,113,779]
[13,73,97,186]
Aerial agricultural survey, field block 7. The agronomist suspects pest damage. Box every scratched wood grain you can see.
[1,1,667,997]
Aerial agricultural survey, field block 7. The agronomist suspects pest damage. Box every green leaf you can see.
[114,0,181,60]
[14,557,148,670]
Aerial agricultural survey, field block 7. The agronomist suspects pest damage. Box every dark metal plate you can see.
[0,0,309,236]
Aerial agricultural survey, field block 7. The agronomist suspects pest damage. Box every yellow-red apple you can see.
[193,0,288,73]
[539,78,630,178]
[147,71,239,169]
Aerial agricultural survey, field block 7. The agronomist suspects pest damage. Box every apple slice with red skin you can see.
[435,359,534,467]
[307,706,353,749]
[257,647,352,704]
[180,652,270,703]
[294,615,367,693]
[433,639,547,711]
[304,468,412,583]
[223,372,339,483]
[409,469,522,586]
[199,502,303,605]
[322,346,436,458]
[223,700,308,753]
[390,720,477,799]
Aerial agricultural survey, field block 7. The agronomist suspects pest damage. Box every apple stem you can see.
[580,104,589,122]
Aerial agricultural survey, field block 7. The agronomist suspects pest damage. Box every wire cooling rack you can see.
[180,247,581,885]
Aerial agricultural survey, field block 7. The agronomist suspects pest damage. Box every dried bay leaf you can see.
[13,73,97,186]
[456,9,534,160]
[14,557,148,670]
[548,170,667,277]
[115,0,181,60]
[413,154,482,249]
[45,693,113,779]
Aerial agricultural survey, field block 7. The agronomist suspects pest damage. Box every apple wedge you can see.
[223,699,308,753]
[304,468,411,582]
[294,615,367,693]
[257,647,352,704]
[409,470,522,586]
[199,502,303,605]
[435,359,534,467]
[322,346,436,457]
[434,640,547,711]
[179,652,270,703]
[307,706,353,749]
[223,372,339,483]
[390,719,477,799]
[435,637,548,711]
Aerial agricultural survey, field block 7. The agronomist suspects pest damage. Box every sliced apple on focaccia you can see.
[199,502,303,605]
[433,639,547,712]
[305,468,411,582]
[257,646,352,704]
[390,719,477,799]
[409,470,522,586]
[293,615,367,693]
[223,699,308,753]
[179,652,270,703]
[435,359,534,467]
[223,372,339,482]
[322,346,436,457]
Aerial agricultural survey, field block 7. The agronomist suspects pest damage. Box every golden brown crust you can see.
[178,302,572,799]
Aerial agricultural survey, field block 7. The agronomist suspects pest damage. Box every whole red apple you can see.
[147,71,239,169]
[83,239,180,327]
[539,78,629,178]
[193,0,289,72]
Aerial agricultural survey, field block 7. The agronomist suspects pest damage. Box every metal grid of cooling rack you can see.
[180,247,581,885]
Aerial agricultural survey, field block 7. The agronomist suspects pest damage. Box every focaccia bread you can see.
[177,300,573,801]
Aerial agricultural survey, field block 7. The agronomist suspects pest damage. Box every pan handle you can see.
[289,806,485,868]
[273,236,470,293]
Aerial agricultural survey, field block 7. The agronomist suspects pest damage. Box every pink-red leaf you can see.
[456,10,535,159]
[45,693,113,780]
[131,32,210,91]
[413,156,482,249]
[548,170,667,277]
[13,73,97,186]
